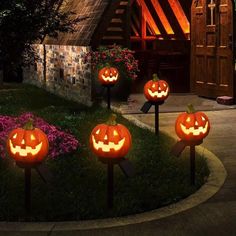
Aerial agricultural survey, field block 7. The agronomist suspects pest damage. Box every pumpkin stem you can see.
[23,118,34,130]
[107,114,117,125]
[152,73,159,81]
[187,104,196,114]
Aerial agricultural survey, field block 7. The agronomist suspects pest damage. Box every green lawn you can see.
[0,83,209,221]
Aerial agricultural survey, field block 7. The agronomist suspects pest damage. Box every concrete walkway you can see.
[94,95,236,235]
[0,95,235,235]
[119,110,236,236]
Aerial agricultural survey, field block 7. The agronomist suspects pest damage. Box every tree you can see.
[0,0,85,84]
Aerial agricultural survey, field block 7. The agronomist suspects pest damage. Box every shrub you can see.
[83,44,139,81]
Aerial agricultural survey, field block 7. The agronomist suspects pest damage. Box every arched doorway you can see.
[191,0,235,99]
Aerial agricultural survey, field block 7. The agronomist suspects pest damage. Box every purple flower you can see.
[0,113,80,159]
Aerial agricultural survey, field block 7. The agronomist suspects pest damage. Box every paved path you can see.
[0,98,235,235]
[78,110,236,236]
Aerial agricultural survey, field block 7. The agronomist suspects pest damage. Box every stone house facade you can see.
[24,0,236,103]
[24,45,92,105]
[24,0,114,106]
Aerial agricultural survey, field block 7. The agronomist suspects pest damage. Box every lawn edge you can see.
[0,113,227,233]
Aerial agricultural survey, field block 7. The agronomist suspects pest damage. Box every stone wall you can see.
[23,44,92,106]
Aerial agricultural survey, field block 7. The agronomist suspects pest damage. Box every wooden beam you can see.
[158,0,186,40]
[178,0,191,23]
[168,0,190,34]
[145,0,170,39]
[137,0,161,35]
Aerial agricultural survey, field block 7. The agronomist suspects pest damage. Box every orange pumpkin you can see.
[144,74,169,102]
[98,66,119,85]
[89,114,132,159]
[6,119,49,166]
[175,104,210,141]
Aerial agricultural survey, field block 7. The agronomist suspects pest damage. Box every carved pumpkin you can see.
[90,114,132,159]
[7,119,49,166]
[175,104,210,141]
[98,66,119,85]
[144,74,169,102]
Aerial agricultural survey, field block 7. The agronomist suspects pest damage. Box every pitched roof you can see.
[44,0,110,46]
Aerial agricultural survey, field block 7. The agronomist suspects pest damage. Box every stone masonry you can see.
[24,44,92,106]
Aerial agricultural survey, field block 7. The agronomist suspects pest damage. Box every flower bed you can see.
[83,45,140,101]
[0,112,79,158]
[84,45,139,81]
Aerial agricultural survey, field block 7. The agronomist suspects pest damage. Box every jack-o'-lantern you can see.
[7,119,49,166]
[144,74,169,102]
[98,66,119,86]
[90,114,132,159]
[175,104,210,141]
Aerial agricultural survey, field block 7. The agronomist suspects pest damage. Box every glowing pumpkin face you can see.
[175,105,210,141]
[89,114,132,159]
[98,67,119,85]
[7,121,49,166]
[144,74,169,102]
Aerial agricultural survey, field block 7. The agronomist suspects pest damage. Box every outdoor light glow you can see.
[175,105,210,141]
[144,75,170,102]
[89,114,132,159]
[9,140,43,157]
[98,67,119,85]
[180,121,209,136]
[147,87,169,98]
[92,135,125,152]
[101,73,119,83]
[7,124,49,165]
[168,0,190,34]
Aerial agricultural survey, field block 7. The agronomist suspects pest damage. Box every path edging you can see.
[0,114,227,233]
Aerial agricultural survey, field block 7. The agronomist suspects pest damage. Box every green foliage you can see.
[0,0,86,79]
[0,84,209,221]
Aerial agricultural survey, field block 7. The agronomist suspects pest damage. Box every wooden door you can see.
[191,0,235,98]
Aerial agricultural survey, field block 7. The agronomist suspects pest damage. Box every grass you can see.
[0,83,209,221]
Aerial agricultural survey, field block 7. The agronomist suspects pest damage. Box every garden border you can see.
[0,114,227,233]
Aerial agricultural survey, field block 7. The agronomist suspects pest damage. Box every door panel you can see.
[191,0,234,98]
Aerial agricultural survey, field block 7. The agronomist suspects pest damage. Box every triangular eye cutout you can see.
[202,116,206,121]
[152,84,156,88]
[13,133,17,139]
[95,129,100,135]
[113,130,119,136]
[186,117,191,122]
[31,134,36,140]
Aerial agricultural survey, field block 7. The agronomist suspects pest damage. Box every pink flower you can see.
[82,45,139,81]
[0,113,79,159]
